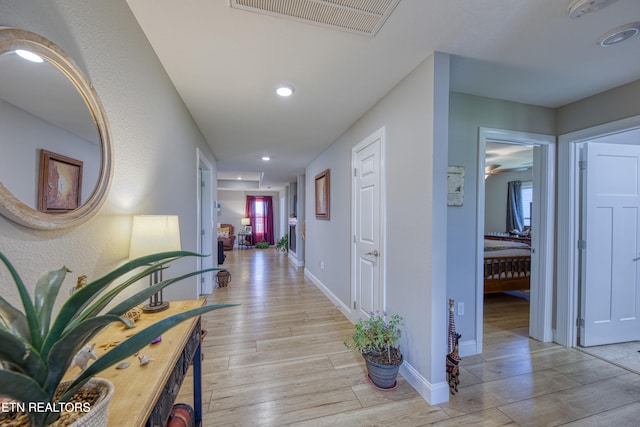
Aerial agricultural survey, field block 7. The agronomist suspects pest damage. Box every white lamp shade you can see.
[129,215,181,259]
[241,218,250,226]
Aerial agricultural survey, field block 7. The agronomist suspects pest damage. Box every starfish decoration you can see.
[99,340,120,350]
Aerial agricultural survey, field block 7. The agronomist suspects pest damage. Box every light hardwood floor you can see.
[177,249,640,426]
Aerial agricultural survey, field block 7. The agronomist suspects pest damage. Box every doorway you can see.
[197,148,215,295]
[351,127,386,321]
[557,116,640,347]
[476,128,555,353]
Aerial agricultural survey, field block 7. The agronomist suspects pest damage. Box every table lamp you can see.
[129,215,181,313]
[241,218,250,227]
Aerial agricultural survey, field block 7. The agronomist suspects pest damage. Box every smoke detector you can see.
[567,0,616,18]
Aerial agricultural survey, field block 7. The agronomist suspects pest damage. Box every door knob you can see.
[365,250,379,257]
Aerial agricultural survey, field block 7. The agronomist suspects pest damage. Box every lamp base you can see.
[142,301,170,313]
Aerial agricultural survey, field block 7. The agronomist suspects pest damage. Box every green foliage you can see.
[256,241,270,249]
[344,312,402,365]
[0,251,236,426]
[275,235,288,252]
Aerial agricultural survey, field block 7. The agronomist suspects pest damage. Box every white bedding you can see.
[484,239,531,257]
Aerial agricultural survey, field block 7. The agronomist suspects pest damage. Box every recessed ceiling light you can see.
[597,22,640,46]
[15,49,43,63]
[276,84,295,97]
[261,156,271,161]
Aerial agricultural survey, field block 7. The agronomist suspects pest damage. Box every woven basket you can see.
[64,378,114,427]
[216,270,231,287]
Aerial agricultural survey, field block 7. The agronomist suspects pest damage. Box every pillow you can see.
[217,227,230,238]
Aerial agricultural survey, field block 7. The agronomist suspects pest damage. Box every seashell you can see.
[71,343,97,370]
[151,336,162,344]
[116,361,130,369]
[123,306,142,322]
[138,355,152,365]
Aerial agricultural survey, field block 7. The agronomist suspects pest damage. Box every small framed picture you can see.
[244,225,252,234]
[38,149,83,212]
[315,169,330,220]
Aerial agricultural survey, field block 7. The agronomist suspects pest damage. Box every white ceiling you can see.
[125,0,640,190]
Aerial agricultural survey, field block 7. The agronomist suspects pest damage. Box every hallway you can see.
[178,250,640,426]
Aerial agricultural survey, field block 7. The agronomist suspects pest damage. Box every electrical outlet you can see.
[457,302,465,316]
[320,261,325,270]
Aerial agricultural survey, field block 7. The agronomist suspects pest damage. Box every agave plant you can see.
[0,250,235,426]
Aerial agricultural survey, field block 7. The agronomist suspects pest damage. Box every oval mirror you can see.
[0,28,112,230]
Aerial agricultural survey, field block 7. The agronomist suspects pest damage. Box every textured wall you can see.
[0,0,216,308]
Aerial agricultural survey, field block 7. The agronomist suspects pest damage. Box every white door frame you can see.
[350,127,387,322]
[476,128,555,353]
[557,115,640,347]
[197,148,215,296]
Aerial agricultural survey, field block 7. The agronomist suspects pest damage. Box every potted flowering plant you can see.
[344,312,403,389]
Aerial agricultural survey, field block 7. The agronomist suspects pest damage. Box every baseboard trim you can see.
[288,252,305,267]
[458,339,477,358]
[400,362,449,405]
[305,268,449,405]
[304,269,352,321]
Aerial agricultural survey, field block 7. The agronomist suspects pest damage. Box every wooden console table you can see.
[66,300,205,427]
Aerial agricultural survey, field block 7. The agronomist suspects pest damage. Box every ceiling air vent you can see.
[230,0,401,37]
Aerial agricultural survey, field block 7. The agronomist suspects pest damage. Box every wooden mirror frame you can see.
[0,28,113,230]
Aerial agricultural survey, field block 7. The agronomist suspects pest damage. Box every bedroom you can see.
[482,142,535,345]
[484,142,534,297]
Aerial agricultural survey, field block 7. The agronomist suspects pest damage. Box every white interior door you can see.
[580,142,640,346]
[198,150,214,295]
[352,128,384,318]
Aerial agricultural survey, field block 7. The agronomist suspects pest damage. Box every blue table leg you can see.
[194,343,202,426]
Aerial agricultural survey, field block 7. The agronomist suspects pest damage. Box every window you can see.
[521,181,533,227]
[245,195,274,244]
[254,200,265,234]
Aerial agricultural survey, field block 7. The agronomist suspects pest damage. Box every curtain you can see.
[245,195,275,245]
[506,180,524,233]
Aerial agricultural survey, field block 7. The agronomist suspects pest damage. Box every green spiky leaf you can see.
[44,314,133,397]
[106,267,225,316]
[61,303,236,401]
[41,251,198,355]
[34,266,69,340]
[0,294,30,341]
[0,370,49,407]
[0,252,41,348]
[0,329,46,384]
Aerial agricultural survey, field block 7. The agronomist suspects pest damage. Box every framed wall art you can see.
[38,149,83,212]
[315,169,330,220]
[447,165,464,206]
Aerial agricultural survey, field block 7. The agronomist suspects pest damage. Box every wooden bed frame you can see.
[483,255,531,294]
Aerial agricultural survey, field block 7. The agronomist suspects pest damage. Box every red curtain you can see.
[245,196,274,245]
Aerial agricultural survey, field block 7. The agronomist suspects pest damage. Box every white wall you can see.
[0,0,216,306]
[305,52,450,404]
[0,99,100,207]
[447,93,555,355]
[557,80,640,135]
